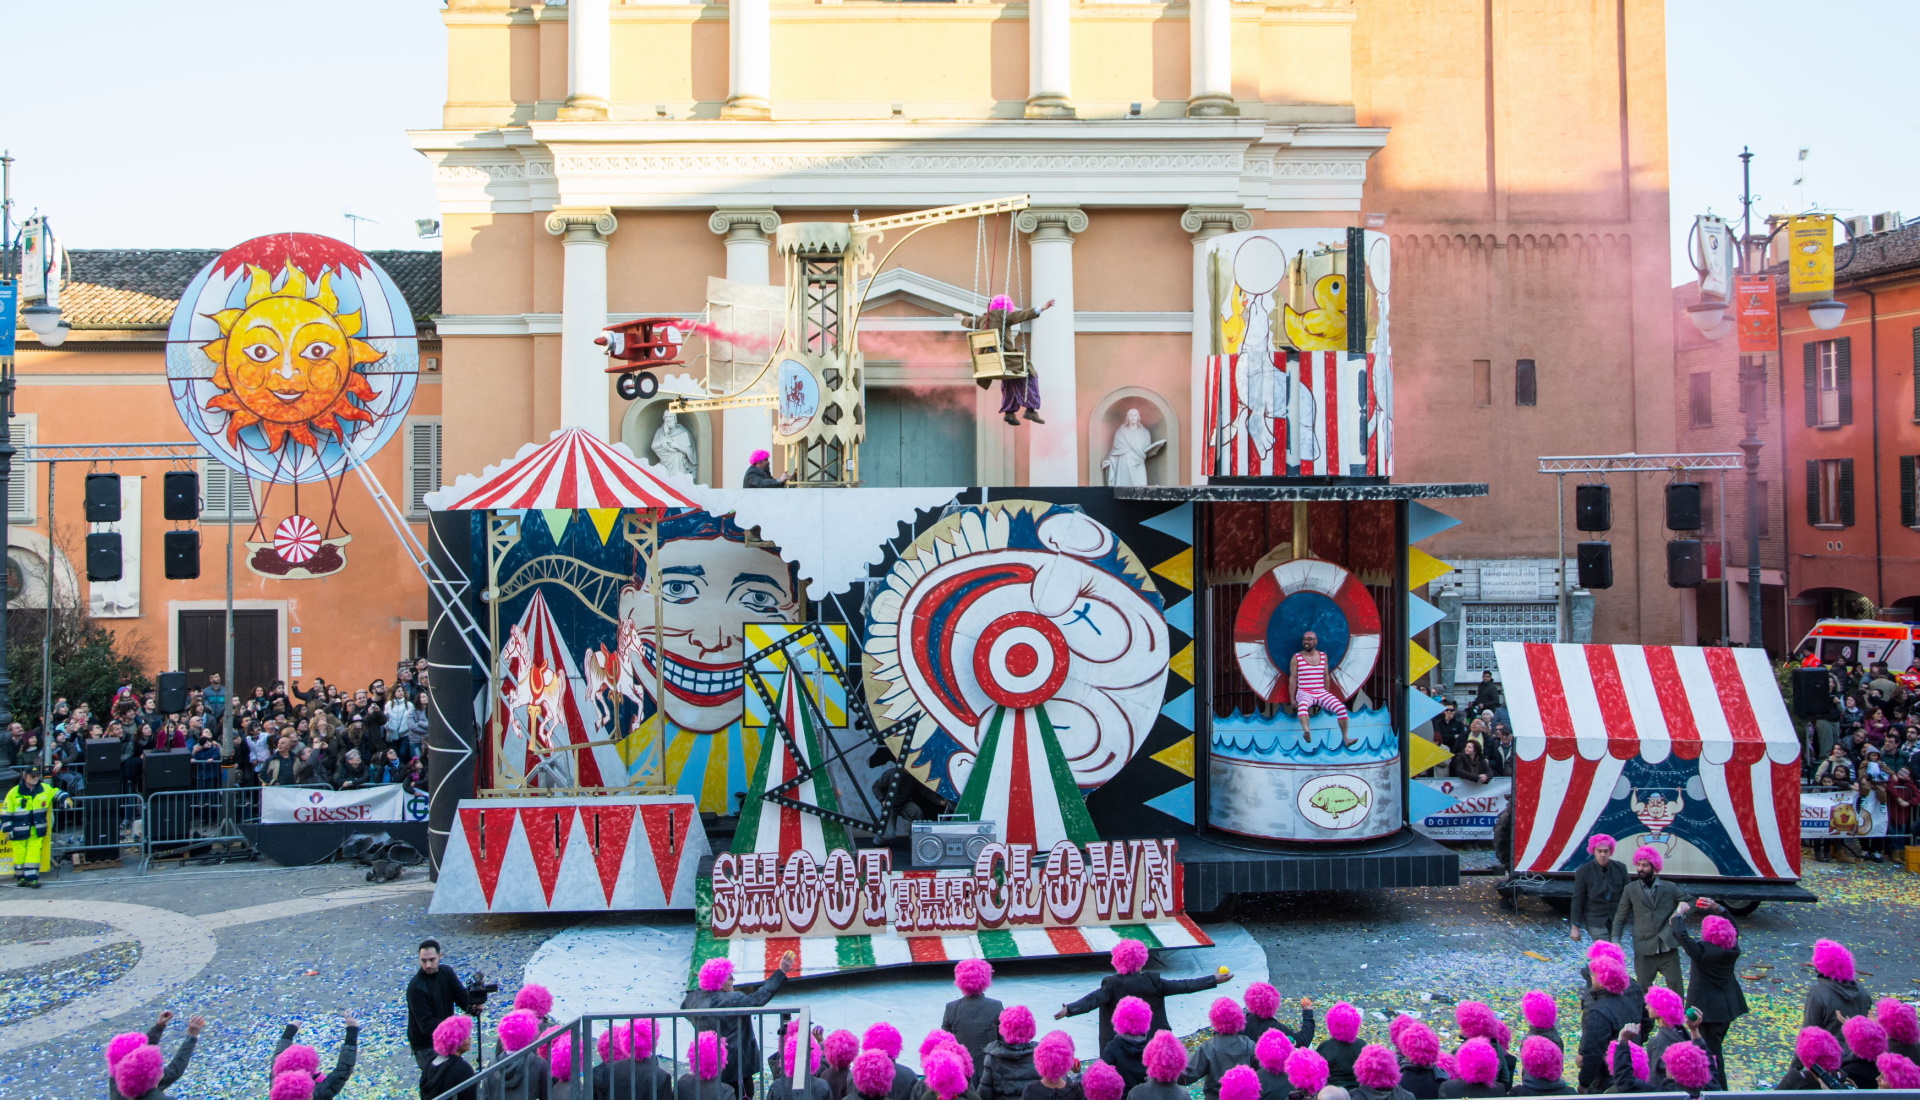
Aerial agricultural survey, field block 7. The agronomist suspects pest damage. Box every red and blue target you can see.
[1233,559,1381,703]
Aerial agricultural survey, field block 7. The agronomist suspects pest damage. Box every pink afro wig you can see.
[691,1032,730,1080]
[113,1045,165,1100]
[1255,1028,1294,1072]
[1353,1044,1402,1090]
[920,1029,958,1060]
[1700,915,1738,949]
[514,982,554,1018]
[1632,845,1664,872]
[1113,996,1153,1037]
[1587,939,1625,964]
[750,450,771,465]
[924,1048,971,1100]
[550,1033,574,1082]
[785,1032,824,1077]
[1455,1039,1501,1087]
[853,1050,897,1098]
[1143,1031,1187,1084]
[1521,991,1557,1030]
[1111,939,1150,975]
[499,1009,541,1054]
[1434,1052,1457,1079]
[1661,1042,1712,1089]
[698,957,735,992]
[1844,1016,1890,1061]
[1326,1001,1362,1044]
[270,1070,317,1100]
[1453,1001,1497,1041]
[1083,1061,1125,1100]
[1395,1021,1440,1068]
[598,1027,628,1064]
[826,1029,862,1069]
[1606,1041,1650,1083]
[1877,998,1920,1046]
[955,958,994,996]
[1878,1054,1920,1090]
[1034,1032,1076,1080]
[1492,1021,1513,1051]
[632,1019,658,1060]
[1586,834,1617,855]
[1796,1027,1843,1073]
[1645,986,1685,1029]
[107,1033,149,1068]
[434,1014,474,1058]
[1519,1036,1563,1082]
[1590,957,1629,995]
[1813,938,1857,982]
[988,295,1017,313]
[942,1041,975,1079]
[1245,982,1280,1019]
[1220,1065,1261,1100]
[1000,1005,1037,1046]
[1387,1015,1417,1045]
[1209,996,1247,1036]
[274,1044,320,1077]
[865,1021,904,1060]
[1285,1048,1331,1094]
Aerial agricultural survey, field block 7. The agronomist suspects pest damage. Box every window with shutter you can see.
[405,420,443,518]
[1689,372,1712,427]
[1515,359,1538,406]
[1838,457,1855,527]
[1835,337,1852,426]
[1806,460,1821,527]
[1804,343,1818,427]
[1903,455,1918,529]
[6,417,33,524]
[201,461,256,522]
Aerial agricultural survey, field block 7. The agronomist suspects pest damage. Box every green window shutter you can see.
[1836,337,1853,426]
[1902,455,1918,529]
[1806,460,1821,526]
[1839,458,1855,527]
[1804,342,1818,427]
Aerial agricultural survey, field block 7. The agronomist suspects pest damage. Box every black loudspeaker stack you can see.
[1667,540,1704,588]
[1577,542,1614,589]
[84,473,122,522]
[86,533,123,582]
[1792,667,1835,718]
[1575,484,1612,532]
[84,738,125,796]
[1666,482,1703,531]
[156,671,189,713]
[162,470,201,521]
[142,748,193,793]
[164,530,200,579]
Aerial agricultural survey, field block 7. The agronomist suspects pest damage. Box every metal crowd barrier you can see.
[50,793,147,866]
[139,782,333,870]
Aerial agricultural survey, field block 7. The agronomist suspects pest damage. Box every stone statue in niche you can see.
[1101,406,1165,486]
[650,408,697,479]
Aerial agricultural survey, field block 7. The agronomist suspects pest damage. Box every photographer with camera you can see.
[408,940,496,1072]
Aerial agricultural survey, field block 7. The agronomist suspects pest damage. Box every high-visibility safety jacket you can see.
[2,781,71,842]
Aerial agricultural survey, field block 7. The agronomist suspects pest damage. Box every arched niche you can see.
[621,398,715,486]
[1088,386,1179,487]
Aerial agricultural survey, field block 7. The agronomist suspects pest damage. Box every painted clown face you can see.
[618,536,800,733]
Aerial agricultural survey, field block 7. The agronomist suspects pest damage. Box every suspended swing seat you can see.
[597,317,687,400]
[968,328,1030,383]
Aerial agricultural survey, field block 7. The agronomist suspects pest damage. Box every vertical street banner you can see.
[1787,214,1835,302]
[0,282,16,357]
[1734,275,1779,353]
[1694,215,1734,301]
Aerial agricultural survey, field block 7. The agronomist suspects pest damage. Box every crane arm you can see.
[850,195,1030,235]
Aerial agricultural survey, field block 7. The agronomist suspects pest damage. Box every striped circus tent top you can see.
[426,426,701,511]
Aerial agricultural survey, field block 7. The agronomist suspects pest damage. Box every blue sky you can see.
[5,1,1916,278]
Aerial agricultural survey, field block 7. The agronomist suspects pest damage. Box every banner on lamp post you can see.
[19,217,58,308]
[1694,215,1734,301]
[1735,275,1779,353]
[0,283,15,358]
[1787,214,1835,301]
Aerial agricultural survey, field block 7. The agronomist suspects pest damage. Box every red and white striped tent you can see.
[426,426,700,511]
[1495,642,1802,881]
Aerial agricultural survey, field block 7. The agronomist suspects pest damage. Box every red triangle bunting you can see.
[518,806,574,905]
[459,807,519,908]
[577,804,637,905]
[639,802,693,903]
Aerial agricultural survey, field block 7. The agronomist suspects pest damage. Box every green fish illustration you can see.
[1309,784,1368,816]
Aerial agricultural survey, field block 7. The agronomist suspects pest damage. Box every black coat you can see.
[1400,1066,1444,1100]
[1525,1026,1564,1054]
[594,1059,673,1100]
[1437,1084,1502,1098]
[942,995,1006,1071]
[1668,915,1746,1023]
[1244,1009,1315,1052]
[1569,859,1627,930]
[1504,1080,1573,1097]
[1100,1034,1150,1095]
[1180,1034,1256,1100]
[1351,1086,1414,1100]
[1254,1067,1292,1100]
[1063,971,1221,1048]
[978,1040,1038,1100]
[681,968,789,1089]
[1022,1083,1082,1100]
[1576,993,1640,1092]
[1315,1038,1363,1089]
[422,1055,479,1100]
[1801,975,1872,1039]
[887,1061,919,1100]
[676,1076,736,1100]
[408,967,473,1052]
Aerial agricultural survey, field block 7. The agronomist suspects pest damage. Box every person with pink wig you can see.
[1180,997,1258,1100]
[1437,1038,1500,1099]
[1253,1026,1297,1100]
[1657,1040,1713,1099]
[1082,1061,1126,1100]
[490,1008,549,1100]
[1242,983,1317,1051]
[112,1045,167,1100]
[1127,1031,1191,1100]
[862,1022,919,1100]
[681,1031,738,1100]
[682,950,798,1097]
[1575,957,1639,1092]
[1664,895,1747,1071]
[1800,938,1872,1043]
[420,1013,478,1100]
[1878,1053,1920,1090]
[1099,997,1156,1095]
[1026,1031,1081,1100]
[1840,1015,1890,1089]
[108,1011,204,1100]
[742,449,789,488]
[1603,1037,1653,1094]
[271,1069,317,1100]
[1220,1065,1262,1100]
[1316,1002,1366,1089]
[1347,1042,1412,1100]
[772,1023,835,1100]
[1786,1026,1849,1091]
[1608,844,1691,998]
[1568,834,1625,943]
[953,296,1057,425]
[821,1029,863,1100]
[921,1046,978,1100]
[1507,1035,1572,1096]
[979,1005,1041,1100]
[270,1010,361,1100]
[1284,1048,1331,1100]
[1056,938,1230,1047]
[1518,992,1562,1054]
[943,960,1007,1071]
[1388,1020,1442,1100]
[854,1050,902,1100]
[549,1033,578,1100]
[1876,996,1920,1061]
[1639,985,1689,1072]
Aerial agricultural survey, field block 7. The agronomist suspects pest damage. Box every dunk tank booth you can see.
[1494,642,1815,909]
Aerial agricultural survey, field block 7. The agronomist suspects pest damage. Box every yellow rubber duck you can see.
[1283,273,1348,351]
[1221,287,1248,355]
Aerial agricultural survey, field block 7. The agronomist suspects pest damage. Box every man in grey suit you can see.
[1611,843,1691,996]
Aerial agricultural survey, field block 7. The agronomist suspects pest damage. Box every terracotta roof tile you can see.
[54,248,441,330]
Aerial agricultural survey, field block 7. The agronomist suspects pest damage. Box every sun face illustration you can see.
[200,262,382,451]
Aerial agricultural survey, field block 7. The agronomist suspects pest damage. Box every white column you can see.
[1025,0,1074,119]
[559,0,611,121]
[710,208,780,485]
[546,208,619,435]
[1182,205,1250,479]
[1016,208,1087,484]
[1187,0,1235,116]
[725,0,773,120]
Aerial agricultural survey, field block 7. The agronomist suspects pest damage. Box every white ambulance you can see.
[1795,619,1919,670]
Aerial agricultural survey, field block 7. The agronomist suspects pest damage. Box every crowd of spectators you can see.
[1790,652,1920,860]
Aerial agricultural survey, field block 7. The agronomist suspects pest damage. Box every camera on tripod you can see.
[463,972,501,1014]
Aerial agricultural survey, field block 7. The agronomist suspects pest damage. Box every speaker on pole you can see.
[84,473,122,523]
[86,533,123,582]
[1667,539,1704,588]
[1666,482,1703,531]
[156,671,189,714]
[163,530,200,580]
[1575,484,1612,532]
[162,470,201,521]
[1576,541,1614,589]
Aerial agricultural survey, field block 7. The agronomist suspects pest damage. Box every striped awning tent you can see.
[1495,643,1802,881]
[426,427,700,511]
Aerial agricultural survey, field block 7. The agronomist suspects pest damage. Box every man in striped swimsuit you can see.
[1290,631,1355,747]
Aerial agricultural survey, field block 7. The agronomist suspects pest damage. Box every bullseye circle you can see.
[273,515,322,564]
[974,613,1069,709]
